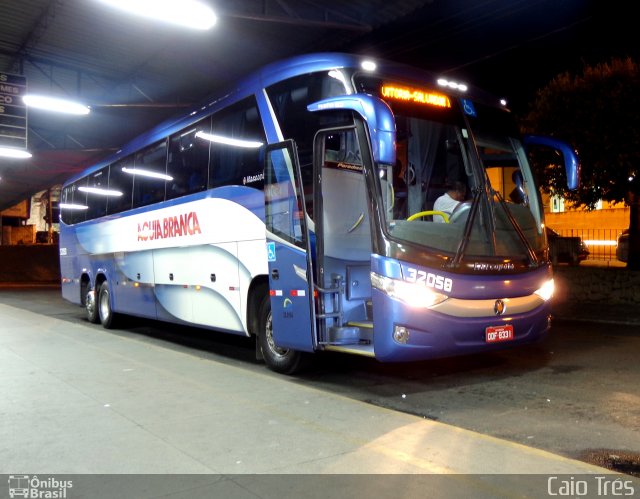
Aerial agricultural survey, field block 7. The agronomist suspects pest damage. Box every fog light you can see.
[393,326,410,344]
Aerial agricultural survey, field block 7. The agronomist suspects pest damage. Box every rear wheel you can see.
[98,281,118,329]
[85,287,99,324]
[257,294,305,374]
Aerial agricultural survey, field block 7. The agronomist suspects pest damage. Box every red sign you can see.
[137,211,202,242]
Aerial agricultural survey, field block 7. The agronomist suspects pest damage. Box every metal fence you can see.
[554,227,625,264]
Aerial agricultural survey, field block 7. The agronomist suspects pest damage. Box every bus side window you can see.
[266,72,350,173]
[107,158,134,214]
[167,116,211,200]
[132,140,168,209]
[208,96,265,189]
[59,185,72,224]
[61,180,87,225]
[85,166,109,220]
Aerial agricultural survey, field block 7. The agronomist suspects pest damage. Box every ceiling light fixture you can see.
[0,147,32,159]
[437,78,468,92]
[361,60,377,72]
[23,95,90,115]
[98,0,217,30]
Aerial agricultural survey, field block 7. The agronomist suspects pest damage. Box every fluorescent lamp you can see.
[195,131,263,149]
[122,167,173,181]
[59,203,89,210]
[361,60,377,71]
[78,186,123,197]
[0,147,32,159]
[98,0,217,30]
[583,240,617,246]
[23,95,90,115]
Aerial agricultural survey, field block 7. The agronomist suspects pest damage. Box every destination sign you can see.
[381,84,451,109]
[0,72,27,149]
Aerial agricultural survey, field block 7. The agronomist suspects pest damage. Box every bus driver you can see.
[433,181,466,222]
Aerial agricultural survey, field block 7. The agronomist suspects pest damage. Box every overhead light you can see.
[0,147,32,159]
[122,167,173,181]
[195,131,263,149]
[437,78,468,92]
[78,186,123,197]
[23,95,90,115]
[361,60,377,72]
[98,0,217,30]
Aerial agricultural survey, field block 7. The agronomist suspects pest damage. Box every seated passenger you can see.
[433,181,466,222]
[509,170,528,205]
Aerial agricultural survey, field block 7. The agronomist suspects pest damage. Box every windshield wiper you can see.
[493,190,539,266]
[447,187,482,269]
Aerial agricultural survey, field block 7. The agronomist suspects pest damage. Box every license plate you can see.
[485,324,514,343]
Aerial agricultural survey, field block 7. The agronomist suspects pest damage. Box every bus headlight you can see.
[534,278,555,301]
[371,272,448,308]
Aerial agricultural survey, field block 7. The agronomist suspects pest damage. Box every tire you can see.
[98,281,118,329]
[257,294,305,374]
[85,286,100,324]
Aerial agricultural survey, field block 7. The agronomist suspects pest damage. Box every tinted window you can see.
[60,181,88,225]
[60,185,72,224]
[84,167,109,221]
[167,117,211,200]
[107,158,134,214]
[266,72,351,167]
[208,97,266,189]
[132,140,168,208]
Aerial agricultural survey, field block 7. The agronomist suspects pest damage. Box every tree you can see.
[521,58,640,269]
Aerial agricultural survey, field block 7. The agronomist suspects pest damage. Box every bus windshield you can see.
[355,75,544,266]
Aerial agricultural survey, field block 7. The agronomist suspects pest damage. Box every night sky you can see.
[347,0,635,114]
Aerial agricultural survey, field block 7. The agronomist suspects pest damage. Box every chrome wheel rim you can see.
[99,289,110,322]
[86,290,96,318]
[265,311,288,357]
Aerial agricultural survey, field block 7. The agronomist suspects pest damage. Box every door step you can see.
[327,322,373,345]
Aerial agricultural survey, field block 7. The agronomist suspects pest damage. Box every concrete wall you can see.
[554,265,640,305]
[0,244,60,283]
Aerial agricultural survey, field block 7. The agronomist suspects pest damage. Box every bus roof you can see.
[64,52,502,186]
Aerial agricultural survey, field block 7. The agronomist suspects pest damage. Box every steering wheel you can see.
[407,210,449,223]
[448,201,472,223]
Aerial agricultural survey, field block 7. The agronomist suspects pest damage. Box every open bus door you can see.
[263,140,317,357]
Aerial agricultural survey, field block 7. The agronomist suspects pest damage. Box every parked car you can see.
[546,227,589,265]
[616,229,629,262]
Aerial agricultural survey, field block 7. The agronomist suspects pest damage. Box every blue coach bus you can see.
[59,53,579,373]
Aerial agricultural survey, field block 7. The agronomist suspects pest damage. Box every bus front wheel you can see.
[98,281,118,329]
[257,294,305,375]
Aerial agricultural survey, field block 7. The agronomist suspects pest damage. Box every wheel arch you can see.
[247,275,269,337]
[95,272,108,290]
[80,273,91,306]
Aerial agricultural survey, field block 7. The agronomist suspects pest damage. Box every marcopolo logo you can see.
[7,475,73,498]
[242,173,264,185]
